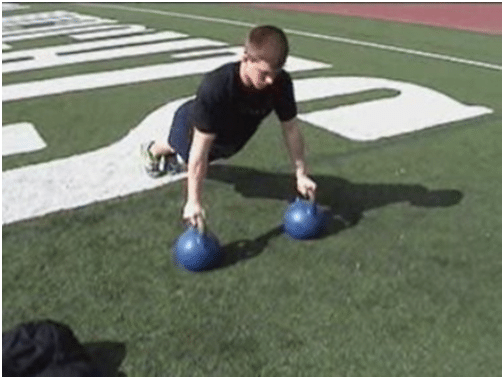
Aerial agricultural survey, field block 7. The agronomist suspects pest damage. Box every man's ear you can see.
[240,50,249,63]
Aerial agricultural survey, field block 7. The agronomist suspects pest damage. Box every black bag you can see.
[2,320,102,377]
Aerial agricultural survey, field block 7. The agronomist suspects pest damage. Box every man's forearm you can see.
[185,128,215,206]
[282,119,308,176]
[187,157,208,204]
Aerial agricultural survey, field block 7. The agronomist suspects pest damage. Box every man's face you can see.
[242,53,281,90]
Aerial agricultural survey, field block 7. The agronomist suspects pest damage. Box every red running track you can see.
[249,3,501,35]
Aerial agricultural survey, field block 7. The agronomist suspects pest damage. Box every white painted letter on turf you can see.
[2,76,493,224]
[2,52,330,101]
[295,77,493,141]
[3,122,47,156]
[2,98,192,225]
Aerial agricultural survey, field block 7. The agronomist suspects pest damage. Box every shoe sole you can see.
[140,143,162,177]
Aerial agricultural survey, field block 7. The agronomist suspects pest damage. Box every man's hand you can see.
[182,200,206,229]
[281,118,317,199]
[296,172,317,200]
[184,128,215,230]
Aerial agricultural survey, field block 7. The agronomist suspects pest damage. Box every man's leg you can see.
[141,139,185,177]
[140,141,164,177]
[149,141,175,156]
[141,102,191,177]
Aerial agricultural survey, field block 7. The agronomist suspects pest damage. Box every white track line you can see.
[81,2,501,71]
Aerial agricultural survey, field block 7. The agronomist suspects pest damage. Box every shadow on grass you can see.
[207,164,463,268]
[219,225,285,269]
[84,341,127,377]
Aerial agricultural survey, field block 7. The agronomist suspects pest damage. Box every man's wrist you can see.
[295,163,308,177]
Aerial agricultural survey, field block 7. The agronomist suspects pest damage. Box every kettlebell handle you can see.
[296,194,317,215]
[196,214,206,234]
[306,188,316,202]
[184,213,206,235]
[297,187,315,201]
[186,214,206,235]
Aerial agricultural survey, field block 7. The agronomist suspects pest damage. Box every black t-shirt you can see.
[186,61,297,159]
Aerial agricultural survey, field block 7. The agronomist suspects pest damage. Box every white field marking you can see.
[172,46,242,59]
[2,54,330,102]
[2,3,30,11]
[283,28,502,71]
[70,24,151,40]
[3,10,95,25]
[2,12,74,30]
[2,19,117,40]
[3,43,12,50]
[295,77,493,141]
[3,24,130,42]
[3,19,116,37]
[83,3,258,28]
[3,122,47,156]
[2,97,192,225]
[3,31,189,60]
[3,38,223,73]
[82,2,502,71]
[2,11,106,24]
[2,76,492,224]
[2,14,113,37]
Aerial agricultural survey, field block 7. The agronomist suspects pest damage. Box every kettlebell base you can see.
[283,221,327,240]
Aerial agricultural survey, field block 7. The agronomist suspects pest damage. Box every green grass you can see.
[3,3,501,376]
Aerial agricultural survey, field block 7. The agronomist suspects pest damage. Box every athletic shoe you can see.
[140,142,162,177]
[163,153,186,175]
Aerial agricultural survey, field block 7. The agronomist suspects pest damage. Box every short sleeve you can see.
[274,73,297,122]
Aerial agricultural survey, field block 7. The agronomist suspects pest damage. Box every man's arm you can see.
[281,117,317,198]
[183,127,215,226]
[281,117,308,175]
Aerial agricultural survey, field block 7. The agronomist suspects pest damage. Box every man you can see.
[141,25,317,227]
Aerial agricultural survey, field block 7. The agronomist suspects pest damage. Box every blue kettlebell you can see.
[283,197,326,240]
[173,223,222,272]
